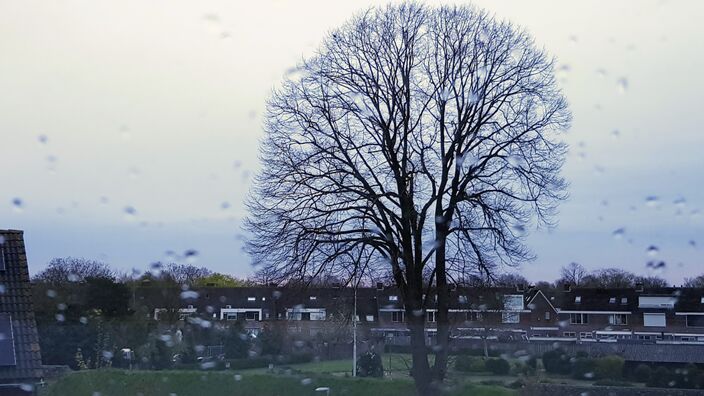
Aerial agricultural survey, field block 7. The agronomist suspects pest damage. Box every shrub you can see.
[633,364,652,383]
[647,366,672,388]
[594,356,625,380]
[485,358,510,375]
[356,351,383,377]
[542,349,571,375]
[455,355,485,372]
[571,357,596,380]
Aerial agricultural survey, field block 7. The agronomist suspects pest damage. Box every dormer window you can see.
[609,297,616,304]
[247,297,256,302]
[621,298,628,305]
[458,295,468,304]
[389,295,398,301]
[700,297,704,304]
[575,296,582,304]
[309,296,317,301]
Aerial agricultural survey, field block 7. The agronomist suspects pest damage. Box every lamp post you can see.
[352,276,357,377]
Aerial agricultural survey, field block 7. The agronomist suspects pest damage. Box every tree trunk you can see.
[408,310,432,396]
[431,231,450,381]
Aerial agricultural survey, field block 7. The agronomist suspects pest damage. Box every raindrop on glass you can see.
[646,245,659,257]
[11,198,23,212]
[124,206,137,220]
[612,228,625,239]
[616,77,628,94]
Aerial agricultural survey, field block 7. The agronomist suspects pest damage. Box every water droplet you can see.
[645,196,659,208]
[184,249,199,263]
[38,135,48,144]
[596,68,607,78]
[55,313,65,322]
[234,374,242,381]
[646,245,659,257]
[180,290,199,300]
[46,289,57,298]
[79,316,88,324]
[511,224,527,236]
[507,154,528,169]
[124,206,137,220]
[11,198,23,212]
[301,378,313,386]
[673,197,686,207]
[610,129,620,138]
[203,13,220,23]
[689,240,697,248]
[221,202,231,210]
[617,77,628,94]
[19,384,34,392]
[0,236,4,245]
[612,228,625,239]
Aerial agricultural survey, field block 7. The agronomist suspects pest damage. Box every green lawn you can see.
[39,369,517,396]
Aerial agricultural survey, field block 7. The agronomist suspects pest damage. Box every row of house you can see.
[136,282,704,347]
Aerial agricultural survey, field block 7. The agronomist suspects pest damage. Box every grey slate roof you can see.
[0,230,43,383]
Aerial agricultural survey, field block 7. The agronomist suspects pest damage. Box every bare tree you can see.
[494,273,529,287]
[684,274,704,288]
[634,275,668,288]
[558,262,587,287]
[245,3,568,393]
[582,268,636,288]
[33,257,115,283]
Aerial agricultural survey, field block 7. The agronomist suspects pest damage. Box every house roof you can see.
[0,230,43,383]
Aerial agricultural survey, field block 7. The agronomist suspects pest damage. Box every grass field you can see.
[38,369,518,396]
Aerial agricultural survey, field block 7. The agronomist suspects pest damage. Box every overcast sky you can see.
[1,0,702,284]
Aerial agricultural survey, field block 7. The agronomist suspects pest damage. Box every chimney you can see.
[635,282,644,292]
[563,283,572,292]
[376,282,384,291]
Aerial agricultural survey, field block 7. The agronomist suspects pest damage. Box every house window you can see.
[544,311,551,320]
[575,296,582,304]
[247,297,256,302]
[563,331,576,338]
[309,310,326,321]
[458,295,468,304]
[366,315,374,322]
[580,332,593,339]
[245,311,259,321]
[0,246,5,271]
[427,311,436,322]
[686,315,704,328]
[700,297,704,304]
[391,311,404,322]
[389,295,398,301]
[644,313,666,327]
[621,298,628,305]
[608,314,628,325]
[187,305,194,309]
[570,313,589,324]
[502,312,520,324]
[309,296,317,301]
[467,312,483,322]
[609,297,616,304]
